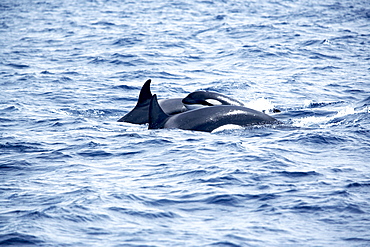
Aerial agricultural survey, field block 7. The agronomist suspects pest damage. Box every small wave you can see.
[116,151,143,156]
[61,71,80,76]
[137,139,173,146]
[313,65,340,71]
[91,21,116,26]
[292,203,322,212]
[342,237,370,244]
[4,63,30,69]
[341,204,365,214]
[0,106,18,112]
[0,142,47,153]
[157,71,192,80]
[346,182,370,188]
[309,51,342,60]
[36,150,72,160]
[292,106,356,128]
[113,37,142,46]
[18,209,53,220]
[0,118,14,128]
[51,76,72,83]
[0,160,32,170]
[113,133,143,139]
[111,53,137,59]
[277,171,320,178]
[84,227,110,236]
[304,100,345,108]
[300,39,327,46]
[78,150,113,157]
[297,132,347,145]
[0,233,43,246]
[0,22,9,28]
[108,206,178,219]
[40,70,54,74]
[174,169,209,179]
[205,194,241,207]
[88,57,109,64]
[199,175,242,186]
[109,58,151,67]
[209,241,241,247]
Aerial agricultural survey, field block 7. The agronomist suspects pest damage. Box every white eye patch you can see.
[206,99,222,106]
[184,99,223,111]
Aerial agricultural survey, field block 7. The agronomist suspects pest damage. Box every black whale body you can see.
[149,94,280,132]
[182,90,244,109]
[118,79,247,124]
[118,79,185,124]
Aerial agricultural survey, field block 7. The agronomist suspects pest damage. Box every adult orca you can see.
[117,79,186,124]
[118,79,247,124]
[149,94,280,132]
[182,91,244,110]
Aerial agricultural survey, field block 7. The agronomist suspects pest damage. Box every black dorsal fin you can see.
[149,94,170,129]
[137,79,153,106]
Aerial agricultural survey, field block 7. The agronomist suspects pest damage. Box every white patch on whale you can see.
[211,124,245,133]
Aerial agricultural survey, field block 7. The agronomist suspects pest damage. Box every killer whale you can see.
[149,94,280,132]
[182,91,244,110]
[184,91,282,113]
[118,79,247,124]
[118,79,186,124]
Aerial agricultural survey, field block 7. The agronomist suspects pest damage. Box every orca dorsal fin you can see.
[137,79,153,106]
[149,94,170,129]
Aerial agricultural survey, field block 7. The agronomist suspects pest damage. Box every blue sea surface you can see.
[1,0,370,246]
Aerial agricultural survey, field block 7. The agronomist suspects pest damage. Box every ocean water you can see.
[1,0,370,246]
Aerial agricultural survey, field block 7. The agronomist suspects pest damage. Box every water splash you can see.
[292,106,356,128]
[245,97,277,113]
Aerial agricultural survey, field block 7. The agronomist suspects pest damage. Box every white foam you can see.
[244,97,276,113]
[293,107,356,128]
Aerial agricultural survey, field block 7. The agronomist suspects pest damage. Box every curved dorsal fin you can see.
[137,79,153,106]
[149,94,170,129]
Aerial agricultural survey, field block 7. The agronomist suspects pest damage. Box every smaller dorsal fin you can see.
[149,94,170,129]
[137,79,153,106]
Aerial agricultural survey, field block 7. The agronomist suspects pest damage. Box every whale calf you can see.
[149,94,280,132]
[182,91,244,110]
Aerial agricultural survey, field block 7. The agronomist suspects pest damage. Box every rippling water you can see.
[1,0,370,246]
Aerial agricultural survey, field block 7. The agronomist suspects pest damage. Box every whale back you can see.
[162,105,279,132]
